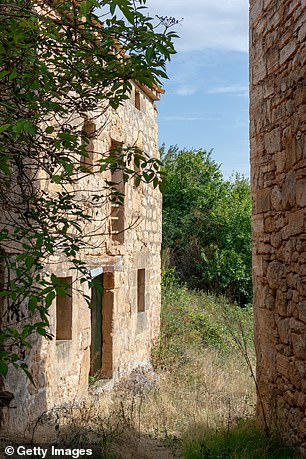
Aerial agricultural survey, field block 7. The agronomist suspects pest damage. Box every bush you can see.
[153,283,254,371]
[161,145,252,305]
[183,419,300,459]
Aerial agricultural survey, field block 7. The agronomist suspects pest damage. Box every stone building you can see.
[1,81,162,436]
[250,0,305,453]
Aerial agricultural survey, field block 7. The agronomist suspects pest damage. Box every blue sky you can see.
[148,1,250,178]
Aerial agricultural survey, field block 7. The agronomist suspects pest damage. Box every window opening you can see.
[0,255,4,329]
[110,140,125,244]
[135,89,141,111]
[137,269,145,312]
[90,272,114,378]
[81,120,96,166]
[56,276,73,340]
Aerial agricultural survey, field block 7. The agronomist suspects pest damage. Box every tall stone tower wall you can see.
[250,0,305,452]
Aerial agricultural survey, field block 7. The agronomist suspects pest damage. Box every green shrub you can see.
[153,284,254,370]
[161,145,252,306]
[183,419,300,459]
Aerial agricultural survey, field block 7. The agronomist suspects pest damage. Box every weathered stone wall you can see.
[250,0,305,452]
[2,83,162,438]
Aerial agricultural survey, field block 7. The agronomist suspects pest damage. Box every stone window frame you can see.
[56,276,73,341]
[110,139,125,244]
[81,119,96,166]
[137,268,145,313]
[134,88,141,111]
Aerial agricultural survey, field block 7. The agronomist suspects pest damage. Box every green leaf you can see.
[52,175,62,184]
[153,177,159,188]
[79,0,92,16]
[9,67,17,80]
[0,70,10,80]
[13,119,36,135]
[28,296,38,312]
[0,124,11,134]
[37,328,47,336]
[63,162,74,175]
[0,361,8,377]
[25,255,34,269]
[45,291,56,307]
[123,8,134,24]
[0,156,11,175]
[134,176,141,187]
[21,364,36,387]
[45,126,54,134]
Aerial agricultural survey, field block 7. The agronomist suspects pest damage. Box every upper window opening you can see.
[56,276,73,340]
[81,120,96,166]
[110,140,125,244]
[135,89,141,111]
[137,269,145,312]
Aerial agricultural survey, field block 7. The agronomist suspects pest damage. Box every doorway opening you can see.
[90,272,114,378]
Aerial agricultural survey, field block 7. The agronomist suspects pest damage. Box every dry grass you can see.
[137,349,255,440]
[104,286,258,457]
[27,286,298,458]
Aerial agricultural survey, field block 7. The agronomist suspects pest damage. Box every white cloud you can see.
[161,115,221,122]
[207,84,249,95]
[149,0,248,53]
[176,85,198,96]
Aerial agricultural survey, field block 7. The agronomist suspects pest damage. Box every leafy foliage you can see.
[183,419,299,459]
[153,282,254,370]
[161,145,252,305]
[0,0,177,377]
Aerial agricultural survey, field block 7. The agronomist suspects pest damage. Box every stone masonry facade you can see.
[1,81,162,438]
[250,0,305,453]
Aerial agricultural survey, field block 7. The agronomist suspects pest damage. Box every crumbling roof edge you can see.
[133,81,165,102]
[39,1,166,102]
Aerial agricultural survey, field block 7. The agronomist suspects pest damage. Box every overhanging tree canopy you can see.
[0,0,177,378]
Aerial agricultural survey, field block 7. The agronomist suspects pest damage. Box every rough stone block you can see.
[266,47,280,74]
[270,186,283,210]
[264,128,281,154]
[296,179,306,207]
[251,58,267,85]
[263,0,275,7]
[257,308,276,339]
[271,232,282,248]
[274,151,286,173]
[296,391,305,408]
[277,318,290,344]
[252,214,265,234]
[250,0,264,27]
[277,238,294,264]
[267,261,286,288]
[291,332,306,360]
[282,171,297,210]
[283,390,297,407]
[283,209,304,238]
[280,39,298,65]
[255,187,271,213]
[297,276,306,296]
[276,291,288,317]
[276,353,290,379]
[257,242,274,254]
[253,253,264,276]
[297,303,306,323]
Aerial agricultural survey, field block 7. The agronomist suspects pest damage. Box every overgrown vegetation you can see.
[161,145,252,306]
[0,0,177,377]
[153,278,254,370]
[33,284,299,458]
[150,283,299,458]
[183,419,299,459]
